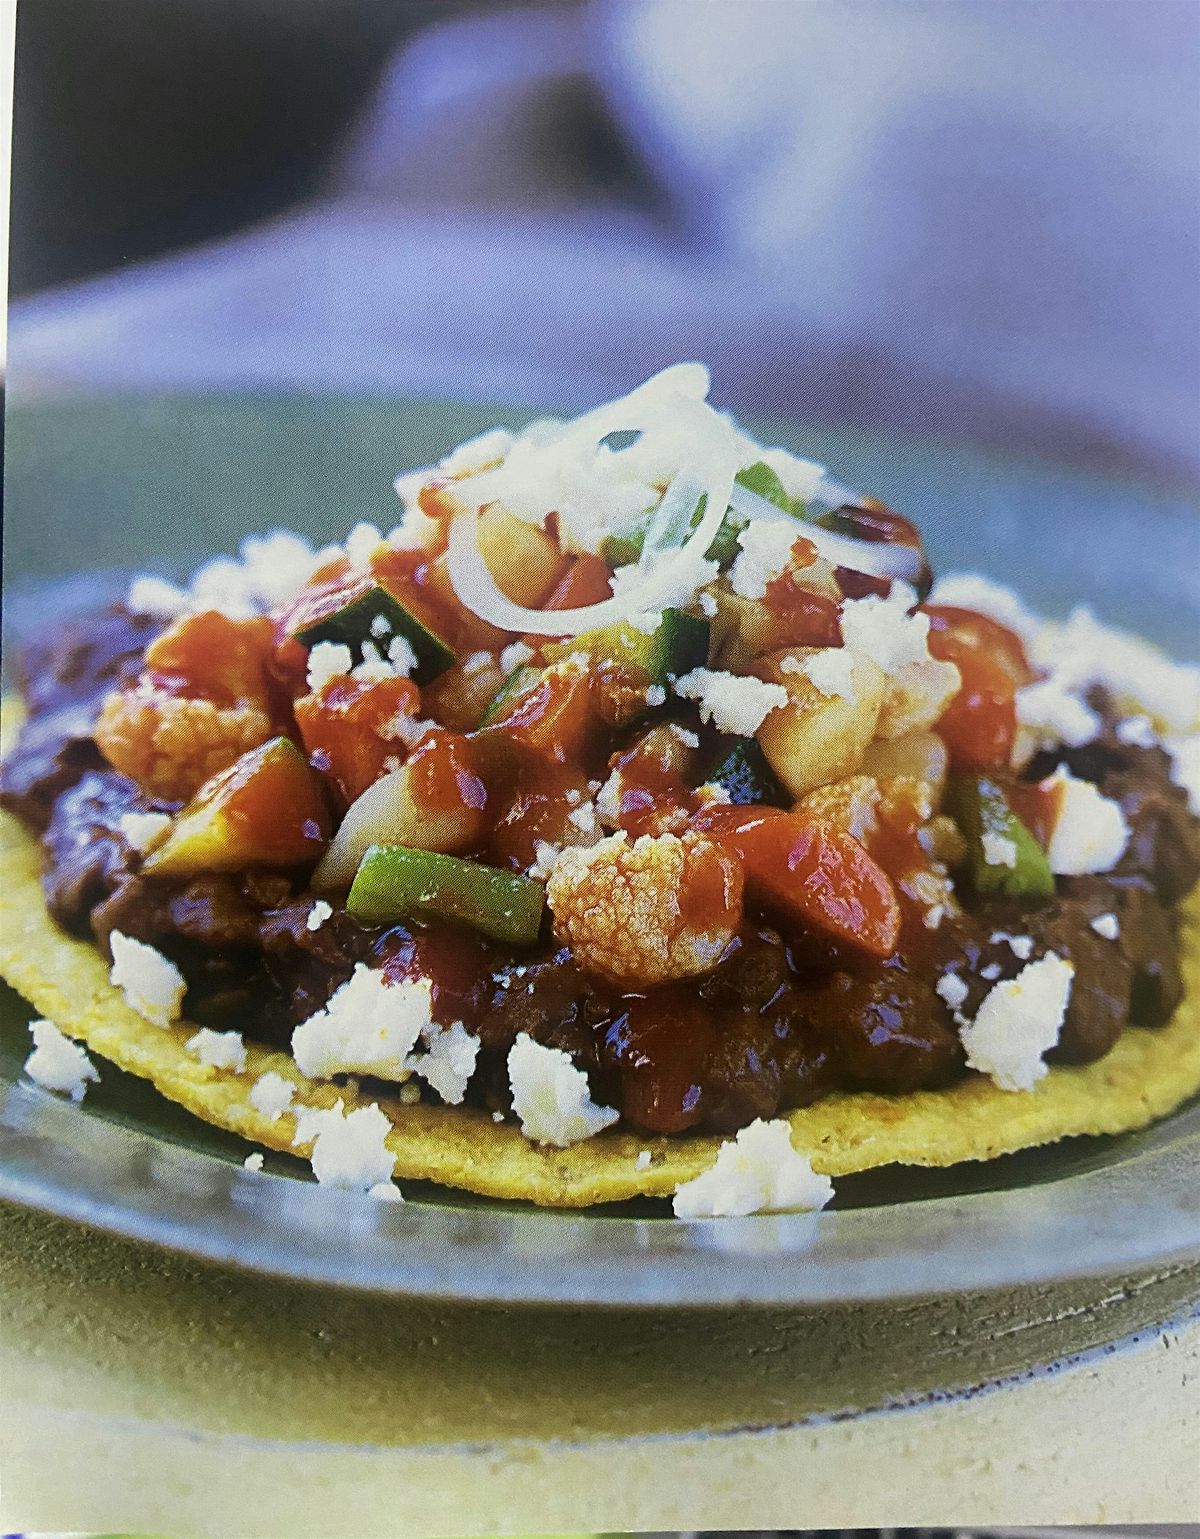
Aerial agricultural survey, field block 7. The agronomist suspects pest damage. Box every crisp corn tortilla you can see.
[3,803,1199,1206]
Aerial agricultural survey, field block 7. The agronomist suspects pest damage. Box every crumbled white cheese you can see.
[839,588,932,674]
[118,810,173,855]
[1091,912,1120,941]
[674,667,788,736]
[307,1102,397,1190]
[672,1118,834,1219]
[377,712,438,749]
[386,634,419,676]
[406,1021,479,1105]
[291,966,431,1080]
[368,1180,405,1203]
[728,521,801,600]
[980,962,1003,981]
[370,613,393,640]
[185,1028,247,1073]
[1116,714,1160,749]
[492,1109,506,1123]
[345,521,384,572]
[248,1071,296,1122]
[636,1150,653,1171]
[629,610,663,636]
[109,931,186,1027]
[935,973,970,1013]
[981,832,1019,868]
[238,530,323,610]
[1041,765,1130,875]
[1030,606,1200,732]
[1166,733,1200,815]
[927,572,1041,641]
[698,590,719,618]
[126,574,194,621]
[127,530,318,621]
[290,1098,346,1147]
[644,684,668,708]
[754,446,827,503]
[500,640,536,674]
[440,426,514,476]
[243,1152,265,1172]
[567,799,598,834]
[306,641,354,692]
[306,899,333,932]
[959,952,1074,1092]
[694,780,732,807]
[595,769,624,827]
[507,1033,619,1147]
[1015,677,1100,753]
[991,931,1035,961]
[795,647,860,704]
[609,547,720,613]
[23,1019,99,1101]
[670,725,701,749]
[528,840,565,882]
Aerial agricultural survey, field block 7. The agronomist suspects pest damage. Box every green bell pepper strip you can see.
[946,774,1055,901]
[347,844,546,944]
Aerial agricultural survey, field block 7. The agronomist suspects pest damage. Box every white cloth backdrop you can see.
[10,0,1200,477]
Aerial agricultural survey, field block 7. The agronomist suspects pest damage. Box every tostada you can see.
[3,364,1199,1214]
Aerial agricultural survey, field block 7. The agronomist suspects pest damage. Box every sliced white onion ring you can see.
[448,393,740,636]
[727,482,924,583]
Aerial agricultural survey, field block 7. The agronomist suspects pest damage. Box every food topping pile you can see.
[4,365,1199,1214]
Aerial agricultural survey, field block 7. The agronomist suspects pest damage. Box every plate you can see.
[2,392,1199,1306]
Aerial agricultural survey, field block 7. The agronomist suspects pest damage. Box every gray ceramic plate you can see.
[2,394,1199,1306]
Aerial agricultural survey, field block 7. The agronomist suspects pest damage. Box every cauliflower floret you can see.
[546,830,742,986]
[95,610,278,799]
[96,687,273,800]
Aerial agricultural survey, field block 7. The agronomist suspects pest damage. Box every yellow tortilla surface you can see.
[2,803,1199,1206]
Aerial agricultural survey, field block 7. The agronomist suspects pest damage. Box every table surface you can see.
[3,1199,1198,1534]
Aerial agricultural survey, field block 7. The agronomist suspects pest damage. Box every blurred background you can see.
[9,0,1200,483]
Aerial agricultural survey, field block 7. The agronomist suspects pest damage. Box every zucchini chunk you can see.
[293,579,455,685]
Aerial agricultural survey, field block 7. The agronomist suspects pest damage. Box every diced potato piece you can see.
[144,737,329,876]
[476,505,568,607]
[876,657,961,740]
[754,648,885,798]
[860,730,949,806]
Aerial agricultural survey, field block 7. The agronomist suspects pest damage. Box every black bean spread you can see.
[4,594,1196,1138]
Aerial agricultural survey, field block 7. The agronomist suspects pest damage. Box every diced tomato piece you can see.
[924,604,1034,771]
[294,675,420,805]
[1007,777,1063,850]
[762,571,844,648]
[541,554,615,616]
[404,730,488,834]
[485,754,590,871]
[144,611,278,709]
[702,806,901,960]
[483,664,595,764]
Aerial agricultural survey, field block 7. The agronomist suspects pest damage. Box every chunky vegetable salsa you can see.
[3,365,1199,1210]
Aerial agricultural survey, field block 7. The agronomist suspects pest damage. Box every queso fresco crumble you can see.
[4,364,1199,1217]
